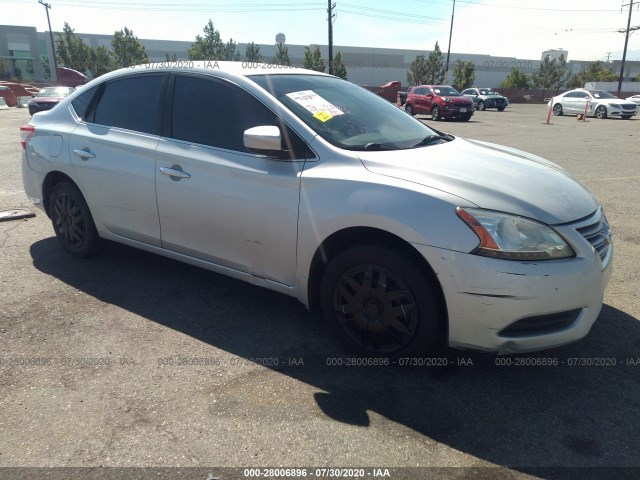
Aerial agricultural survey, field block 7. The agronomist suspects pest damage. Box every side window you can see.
[170,75,309,158]
[92,75,165,134]
[71,85,100,120]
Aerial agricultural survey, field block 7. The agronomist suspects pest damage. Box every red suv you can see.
[404,85,474,121]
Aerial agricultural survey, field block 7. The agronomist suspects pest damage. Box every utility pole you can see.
[38,0,58,82]
[445,0,456,83]
[328,1,336,75]
[617,0,636,93]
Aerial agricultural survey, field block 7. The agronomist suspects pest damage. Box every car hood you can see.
[357,137,599,225]
[441,96,472,103]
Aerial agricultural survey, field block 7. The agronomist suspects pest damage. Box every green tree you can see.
[165,52,177,61]
[303,45,325,72]
[56,22,92,72]
[425,42,445,84]
[532,54,569,90]
[570,61,618,87]
[245,42,263,62]
[501,67,530,88]
[273,42,291,66]
[188,20,225,60]
[452,60,475,89]
[91,46,115,77]
[112,27,148,68]
[407,54,428,85]
[332,51,347,79]
[222,38,241,61]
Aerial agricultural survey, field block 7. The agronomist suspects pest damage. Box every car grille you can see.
[575,212,611,262]
[621,103,636,110]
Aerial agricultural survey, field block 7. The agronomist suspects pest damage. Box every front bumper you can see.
[413,211,613,353]
[441,105,474,118]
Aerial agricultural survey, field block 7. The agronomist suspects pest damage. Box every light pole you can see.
[38,0,58,81]
[617,0,636,94]
[445,0,456,83]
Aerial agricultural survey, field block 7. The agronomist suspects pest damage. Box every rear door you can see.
[155,74,309,285]
[68,73,166,246]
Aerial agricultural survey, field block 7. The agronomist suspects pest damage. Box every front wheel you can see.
[497,106,506,112]
[478,100,486,111]
[622,115,632,120]
[320,246,442,358]
[595,105,607,119]
[431,105,441,121]
[49,182,100,257]
[405,103,414,116]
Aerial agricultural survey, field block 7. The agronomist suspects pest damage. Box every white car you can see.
[550,88,637,119]
[21,62,613,358]
[626,94,640,105]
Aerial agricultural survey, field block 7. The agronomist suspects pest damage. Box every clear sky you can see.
[4,0,639,62]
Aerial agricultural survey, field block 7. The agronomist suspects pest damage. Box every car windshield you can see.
[479,89,490,95]
[37,87,72,98]
[487,91,501,96]
[588,90,616,99]
[433,86,461,96]
[249,74,441,151]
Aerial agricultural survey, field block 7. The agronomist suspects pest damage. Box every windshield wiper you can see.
[410,134,450,148]
[362,142,399,151]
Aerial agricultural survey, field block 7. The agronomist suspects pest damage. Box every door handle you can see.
[160,166,191,179]
[73,148,96,160]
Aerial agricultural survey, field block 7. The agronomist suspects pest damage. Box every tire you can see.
[320,246,442,359]
[478,100,486,111]
[49,182,100,258]
[595,105,607,119]
[497,106,506,112]
[622,115,632,120]
[431,105,441,121]
[405,103,414,116]
[461,114,472,121]
[552,103,563,116]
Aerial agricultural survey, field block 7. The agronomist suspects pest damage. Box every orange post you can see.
[546,102,552,124]
[582,99,589,122]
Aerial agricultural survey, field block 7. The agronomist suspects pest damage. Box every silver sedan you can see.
[21,62,612,358]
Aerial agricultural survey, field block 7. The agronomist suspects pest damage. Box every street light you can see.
[38,0,58,81]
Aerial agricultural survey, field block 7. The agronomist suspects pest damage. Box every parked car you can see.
[0,85,17,107]
[28,86,75,115]
[461,87,509,111]
[550,88,637,119]
[626,94,640,105]
[404,85,474,121]
[21,62,612,358]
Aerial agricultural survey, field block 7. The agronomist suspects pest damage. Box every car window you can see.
[479,89,489,95]
[92,74,165,134]
[433,87,461,96]
[170,74,281,153]
[71,84,101,120]
[250,74,439,151]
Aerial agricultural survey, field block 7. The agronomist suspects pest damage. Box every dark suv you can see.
[404,85,474,121]
[461,88,509,111]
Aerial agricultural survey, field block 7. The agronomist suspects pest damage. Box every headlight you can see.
[456,208,575,260]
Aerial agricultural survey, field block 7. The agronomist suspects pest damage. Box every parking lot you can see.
[1,104,639,480]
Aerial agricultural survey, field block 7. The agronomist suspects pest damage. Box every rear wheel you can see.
[49,182,100,257]
[595,105,607,119]
[320,246,441,359]
[431,105,441,121]
[405,103,414,116]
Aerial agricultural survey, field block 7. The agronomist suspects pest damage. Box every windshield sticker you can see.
[286,90,344,122]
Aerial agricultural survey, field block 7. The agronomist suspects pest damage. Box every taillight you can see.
[20,125,35,149]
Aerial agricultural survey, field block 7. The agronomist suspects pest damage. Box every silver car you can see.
[550,88,637,119]
[21,62,612,358]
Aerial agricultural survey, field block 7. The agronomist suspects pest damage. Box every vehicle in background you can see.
[461,88,509,111]
[0,85,18,107]
[550,89,637,119]
[28,86,75,115]
[56,67,88,88]
[626,94,640,105]
[404,85,474,121]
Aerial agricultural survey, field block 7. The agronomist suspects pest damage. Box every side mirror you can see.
[426,93,434,98]
[243,125,281,153]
